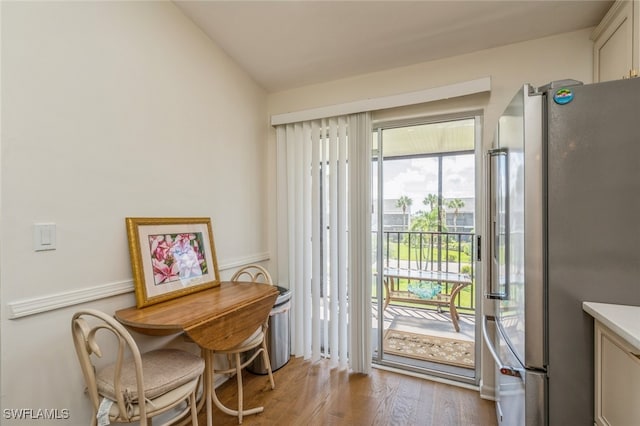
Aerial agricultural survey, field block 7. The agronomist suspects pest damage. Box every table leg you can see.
[204,348,213,426]
[383,277,393,310]
[449,301,461,332]
[449,284,463,332]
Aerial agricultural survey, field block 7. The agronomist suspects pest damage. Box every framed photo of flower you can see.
[125,217,221,308]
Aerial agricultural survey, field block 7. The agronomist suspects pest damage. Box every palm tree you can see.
[446,198,465,231]
[423,193,444,230]
[410,210,442,235]
[423,193,439,212]
[395,196,413,229]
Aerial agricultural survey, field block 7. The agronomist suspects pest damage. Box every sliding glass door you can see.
[372,113,482,385]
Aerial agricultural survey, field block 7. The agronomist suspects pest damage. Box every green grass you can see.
[386,242,472,264]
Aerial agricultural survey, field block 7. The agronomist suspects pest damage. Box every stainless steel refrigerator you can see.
[482,77,640,425]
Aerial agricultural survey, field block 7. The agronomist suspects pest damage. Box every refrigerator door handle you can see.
[482,315,521,378]
[486,148,509,300]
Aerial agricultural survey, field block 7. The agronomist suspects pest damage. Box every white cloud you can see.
[375,155,475,211]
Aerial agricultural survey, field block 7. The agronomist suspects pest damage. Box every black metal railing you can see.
[374,230,476,311]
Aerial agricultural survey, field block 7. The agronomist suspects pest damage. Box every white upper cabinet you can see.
[592,0,640,82]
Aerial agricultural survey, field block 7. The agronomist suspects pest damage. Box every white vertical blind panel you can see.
[349,124,361,371]
[328,118,339,366]
[276,125,289,289]
[297,123,307,357]
[318,120,330,357]
[302,122,313,359]
[276,125,293,359]
[285,124,302,356]
[348,115,361,371]
[347,112,372,374]
[310,120,321,362]
[337,115,349,368]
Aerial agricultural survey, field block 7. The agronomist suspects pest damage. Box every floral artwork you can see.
[148,233,208,286]
[126,217,221,308]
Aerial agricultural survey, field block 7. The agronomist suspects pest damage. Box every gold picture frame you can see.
[126,217,221,308]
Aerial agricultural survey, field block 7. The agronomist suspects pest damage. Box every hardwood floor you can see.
[201,356,497,425]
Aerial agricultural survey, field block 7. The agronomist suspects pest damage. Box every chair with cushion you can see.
[71,309,204,426]
[210,264,276,424]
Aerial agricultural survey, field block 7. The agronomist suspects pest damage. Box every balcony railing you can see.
[374,230,476,311]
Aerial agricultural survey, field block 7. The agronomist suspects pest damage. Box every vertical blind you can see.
[275,112,372,373]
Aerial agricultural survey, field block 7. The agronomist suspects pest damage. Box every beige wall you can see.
[1,1,268,423]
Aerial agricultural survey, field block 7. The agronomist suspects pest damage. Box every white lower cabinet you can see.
[594,321,640,426]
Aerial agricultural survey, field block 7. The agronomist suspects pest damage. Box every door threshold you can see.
[372,361,479,391]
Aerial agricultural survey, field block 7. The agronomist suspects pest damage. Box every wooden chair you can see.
[210,265,276,424]
[71,309,204,426]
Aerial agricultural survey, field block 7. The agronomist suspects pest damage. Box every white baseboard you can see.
[479,381,497,401]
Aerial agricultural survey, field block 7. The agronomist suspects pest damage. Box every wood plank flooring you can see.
[202,357,497,425]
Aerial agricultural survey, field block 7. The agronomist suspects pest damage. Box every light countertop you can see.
[583,302,640,351]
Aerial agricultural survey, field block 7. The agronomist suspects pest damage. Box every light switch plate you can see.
[34,223,56,251]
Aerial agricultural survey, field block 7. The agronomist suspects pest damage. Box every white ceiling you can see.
[174,0,613,92]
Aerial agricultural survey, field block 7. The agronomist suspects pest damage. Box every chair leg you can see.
[189,390,198,426]
[261,339,275,390]
[210,351,265,424]
[226,354,236,377]
[235,353,243,424]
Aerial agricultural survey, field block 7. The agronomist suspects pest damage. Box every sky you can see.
[374,153,475,214]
